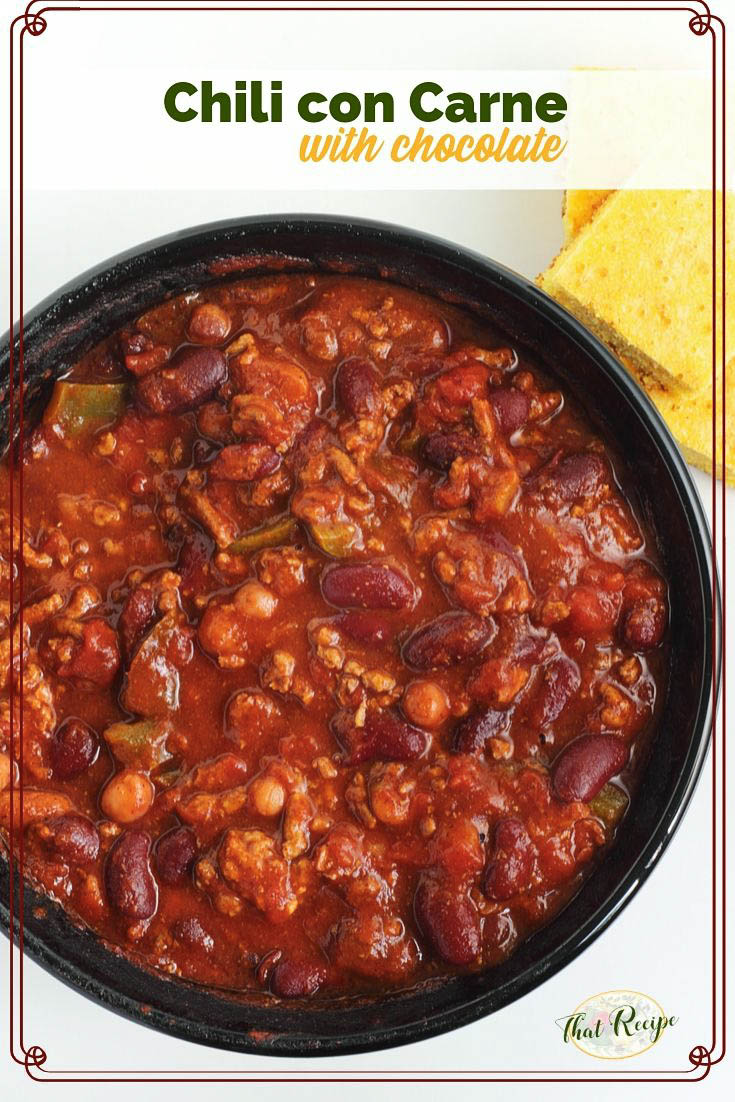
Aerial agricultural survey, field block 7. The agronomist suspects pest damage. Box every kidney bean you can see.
[552,733,629,803]
[338,610,392,646]
[414,875,481,965]
[402,611,495,669]
[137,346,227,414]
[345,708,429,765]
[421,430,481,472]
[50,718,99,780]
[155,826,197,886]
[208,442,281,482]
[621,599,666,650]
[489,387,530,435]
[321,563,414,611]
[528,656,581,728]
[118,587,156,661]
[512,627,552,666]
[172,915,214,953]
[542,453,608,503]
[51,620,120,687]
[270,958,327,998]
[335,358,382,418]
[366,708,429,762]
[484,818,535,901]
[453,707,511,754]
[105,830,157,920]
[38,813,100,865]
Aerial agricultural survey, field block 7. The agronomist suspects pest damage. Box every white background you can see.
[1,2,732,1099]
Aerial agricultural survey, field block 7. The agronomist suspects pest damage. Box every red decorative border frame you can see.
[4,0,727,1083]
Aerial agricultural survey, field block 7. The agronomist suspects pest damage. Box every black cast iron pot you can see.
[0,215,717,1057]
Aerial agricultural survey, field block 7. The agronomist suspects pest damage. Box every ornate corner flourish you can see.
[23,1044,48,1074]
[22,1,47,36]
[689,1045,714,1076]
[689,2,714,35]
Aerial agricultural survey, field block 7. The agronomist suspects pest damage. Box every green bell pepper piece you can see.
[227,515,299,555]
[103,718,172,771]
[44,381,127,438]
[308,520,359,558]
[588,783,629,828]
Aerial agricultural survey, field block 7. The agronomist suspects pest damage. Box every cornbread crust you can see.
[622,351,734,484]
[541,189,733,484]
[561,189,612,241]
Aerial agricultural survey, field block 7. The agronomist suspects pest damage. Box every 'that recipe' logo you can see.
[556,990,677,1060]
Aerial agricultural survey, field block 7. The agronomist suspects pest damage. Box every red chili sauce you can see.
[0,274,668,999]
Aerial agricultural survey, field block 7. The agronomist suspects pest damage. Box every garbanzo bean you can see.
[233,580,278,620]
[250,775,286,817]
[402,680,450,729]
[100,770,154,824]
[187,302,232,344]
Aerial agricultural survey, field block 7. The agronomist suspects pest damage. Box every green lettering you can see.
[330,92,362,123]
[501,91,533,123]
[611,1004,637,1038]
[201,80,230,123]
[164,82,197,122]
[445,92,477,123]
[364,91,394,123]
[479,91,501,121]
[299,91,327,122]
[563,1013,584,1043]
[536,91,567,122]
[410,81,443,122]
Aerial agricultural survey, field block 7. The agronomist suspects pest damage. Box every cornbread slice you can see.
[548,188,733,484]
[562,189,612,241]
[540,189,734,393]
[620,352,733,484]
